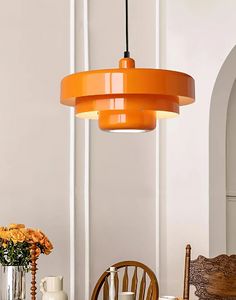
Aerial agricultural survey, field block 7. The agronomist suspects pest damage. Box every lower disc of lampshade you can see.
[98,110,156,132]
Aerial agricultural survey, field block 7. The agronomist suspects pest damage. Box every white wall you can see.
[1,1,236,299]
[75,0,158,299]
[75,0,236,299]
[161,0,236,297]
[0,0,70,294]
[89,0,157,281]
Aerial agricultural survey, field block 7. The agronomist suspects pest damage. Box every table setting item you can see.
[40,276,68,300]
[159,297,178,300]
[108,267,117,300]
[0,266,26,300]
[107,267,135,300]
[119,292,135,300]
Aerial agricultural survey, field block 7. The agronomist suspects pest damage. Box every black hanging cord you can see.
[124,0,130,58]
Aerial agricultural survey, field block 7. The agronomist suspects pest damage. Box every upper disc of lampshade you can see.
[61,59,195,107]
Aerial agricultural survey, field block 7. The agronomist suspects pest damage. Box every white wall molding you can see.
[83,0,90,299]
[69,0,76,299]
[156,0,167,286]
[84,119,90,300]
[155,0,160,280]
[71,1,90,299]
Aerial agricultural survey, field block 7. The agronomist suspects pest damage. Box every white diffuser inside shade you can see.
[106,129,148,133]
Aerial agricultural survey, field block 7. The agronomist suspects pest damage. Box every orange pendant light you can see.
[60,1,195,133]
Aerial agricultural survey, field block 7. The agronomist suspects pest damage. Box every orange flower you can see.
[0,230,10,240]
[44,237,53,252]
[2,242,8,248]
[37,230,46,243]
[19,228,28,236]
[35,247,41,257]
[10,229,25,243]
[44,248,52,255]
[8,224,25,230]
[27,229,45,244]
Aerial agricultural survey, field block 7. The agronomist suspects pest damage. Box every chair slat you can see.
[146,283,153,300]
[115,271,119,300]
[138,271,146,300]
[131,267,138,298]
[122,267,129,292]
[103,277,109,300]
[91,261,159,300]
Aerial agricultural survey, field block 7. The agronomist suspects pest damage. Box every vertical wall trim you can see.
[83,0,90,299]
[69,0,76,299]
[155,0,160,280]
[158,0,167,290]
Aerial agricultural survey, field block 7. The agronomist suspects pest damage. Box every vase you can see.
[0,266,26,300]
[40,276,68,300]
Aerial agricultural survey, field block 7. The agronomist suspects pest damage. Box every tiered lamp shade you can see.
[60,57,195,132]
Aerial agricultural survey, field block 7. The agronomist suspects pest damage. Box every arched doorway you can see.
[226,80,236,254]
[209,45,236,256]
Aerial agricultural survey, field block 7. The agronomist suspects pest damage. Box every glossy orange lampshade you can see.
[60,57,195,132]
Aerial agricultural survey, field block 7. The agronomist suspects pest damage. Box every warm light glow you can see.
[76,111,99,119]
[156,111,179,118]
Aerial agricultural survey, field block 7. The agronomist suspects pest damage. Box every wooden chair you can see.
[91,261,159,300]
[183,244,236,300]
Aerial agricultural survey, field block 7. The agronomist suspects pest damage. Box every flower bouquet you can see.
[0,224,53,300]
[0,223,53,269]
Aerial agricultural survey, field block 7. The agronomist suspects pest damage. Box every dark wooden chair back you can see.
[183,244,236,300]
[91,261,159,300]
